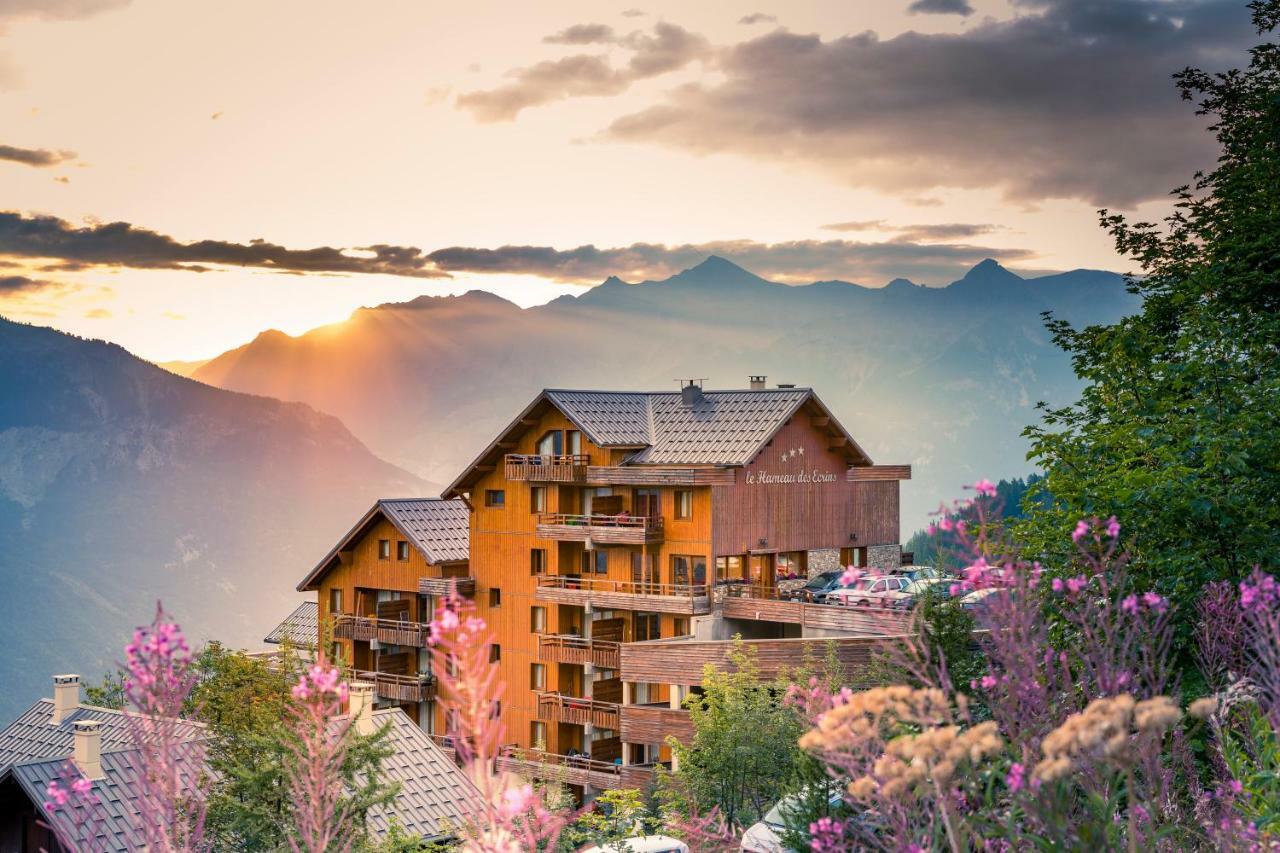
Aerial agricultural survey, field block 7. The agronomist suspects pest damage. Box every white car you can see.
[741,788,847,852]
[825,575,912,608]
[584,835,689,853]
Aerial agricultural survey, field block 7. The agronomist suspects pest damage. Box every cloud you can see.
[0,274,50,294]
[0,144,76,168]
[84,307,111,318]
[426,237,1038,285]
[534,0,1252,207]
[620,8,645,17]
[0,212,451,279]
[0,0,128,23]
[457,22,710,121]
[906,0,974,15]
[821,220,1002,241]
[544,23,616,45]
[739,13,777,24]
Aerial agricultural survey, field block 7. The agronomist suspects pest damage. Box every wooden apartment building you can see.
[284,379,912,793]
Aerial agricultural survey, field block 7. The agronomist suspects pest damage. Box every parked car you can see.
[896,565,951,582]
[825,575,912,608]
[900,577,955,608]
[960,587,1003,612]
[584,835,688,853]
[781,569,848,602]
[740,786,847,852]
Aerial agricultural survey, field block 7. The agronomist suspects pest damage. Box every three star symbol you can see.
[779,447,806,462]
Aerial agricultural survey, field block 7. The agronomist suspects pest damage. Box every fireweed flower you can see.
[1239,571,1278,611]
[973,478,997,497]
[1072,519,1090,542]
[1122,595,1139,615]
[808,816,845,852]
[1105,516,1121,538]
[839,566,863,587]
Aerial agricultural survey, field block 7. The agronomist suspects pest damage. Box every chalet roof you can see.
[3,746,204,853]
[445,386,872,497]
[264,600,319,647]
[297,497,470,592]
[363,708,484,840]
[0,700,137,771]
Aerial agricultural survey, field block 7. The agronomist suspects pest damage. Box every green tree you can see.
[663,638,810,829]
[190,643,400,850]
[1020,0,1280,643]
[83,669,127,710]
[559,788,653,851]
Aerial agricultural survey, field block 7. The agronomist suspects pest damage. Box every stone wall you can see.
[867,544,902,571]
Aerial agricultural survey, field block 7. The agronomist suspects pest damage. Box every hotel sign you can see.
[746,446,840,486]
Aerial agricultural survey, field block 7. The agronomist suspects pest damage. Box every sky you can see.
[0,0,1257,360]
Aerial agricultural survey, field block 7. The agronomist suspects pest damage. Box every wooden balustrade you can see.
[538,635,621,669]
[504,454,590,482]
[584,466,736,486]
[535,692,620,729]
[535,513,664,545]
[352,669,437,703]
[496,747,661,790]
[619,703,695,746]
[418,576,477,597]
[333,614,430,647]
[717,583,914,634]
[535,576,711,615]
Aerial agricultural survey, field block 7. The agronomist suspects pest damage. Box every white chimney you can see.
[680,379,704,407]
[73,720,103,779]
[349,681,376,736]
[749,375,767,390]
[51,674,80,726]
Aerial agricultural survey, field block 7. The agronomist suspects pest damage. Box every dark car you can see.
[783,569,848,602]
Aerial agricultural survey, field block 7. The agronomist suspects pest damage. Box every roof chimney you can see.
[51,674,80,726]
[749,375,766,390]
[679,379,704,407]
[349,681,376,736]
[73,720,104,779]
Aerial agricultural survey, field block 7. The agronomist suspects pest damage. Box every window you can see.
[566,430,582,455]
[530,663,546,690]
[489,644,501,663]
[673,617,690,637]
[377,539,390,560]
[537,430,563,457]
[489,588,502,608]
[396,541,410,561]
[581,550,608,575]
[674,489,693,519]
[485,489,505,507]
[530,606,547,633]
[531,721,547,750]
[672,555,709,587]
[530,486,547,513]
[329,588,343,615]
[530,548,547,576]
[634,613,661,642]
[633,488,660,517]
[672,555,690,586]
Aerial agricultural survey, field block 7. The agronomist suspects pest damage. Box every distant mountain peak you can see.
[884,277,920,292]
[670,255,771,288]
[692,255,746,273]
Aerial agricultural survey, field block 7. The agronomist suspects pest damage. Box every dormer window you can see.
[536,430,564,457]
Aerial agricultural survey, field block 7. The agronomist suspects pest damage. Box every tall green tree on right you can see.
[1021,0,1280,623]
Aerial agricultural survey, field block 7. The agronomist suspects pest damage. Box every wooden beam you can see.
[828,436,848,448]
[811,416,830,427]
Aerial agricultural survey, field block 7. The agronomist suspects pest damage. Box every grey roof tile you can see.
[379,499,470,565]
[264,600,319,647]
[0,701,146,772]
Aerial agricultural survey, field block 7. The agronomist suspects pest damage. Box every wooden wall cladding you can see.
[620,705,694,745]
[847,465,913,481]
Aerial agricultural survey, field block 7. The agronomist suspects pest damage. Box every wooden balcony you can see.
[719,585,914,635]
[621,634,905,688]
[352,669,437,703]
[619,703,695,746]
[538,635,621,669]
[333,614,430,648]
[536,576,711,615]
[504,453,590,482]
[584,466,736,487]
[535,513,664,545]
[535,692,620,729]
[418,576,477,597]
[496,747,661,790]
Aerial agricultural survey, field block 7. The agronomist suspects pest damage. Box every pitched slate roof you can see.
[363,708,484,841]
[264,600,319,647]
[4,745,204,853]
[446,386,872,497]
[297,497,470,591]
[0,700,137,771]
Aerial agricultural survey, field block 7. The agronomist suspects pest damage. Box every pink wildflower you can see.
[839,566,863,587]
[1072,519,1090,542]
[1142,592,1168,613]
[1122,595,1139,615]
[1051,577,1064,593]
[1105,515,1121,538]
[973,478,997,497]
[497,784,534,820]
[1006,763,1027,793]
[980,673,998,690]
[1065,575,1087,595]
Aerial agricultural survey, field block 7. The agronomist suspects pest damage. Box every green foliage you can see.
[662,637,812,829]
[1219,702,1280,833]
[1019,0,1280,652]
[777,758,853,852]
[559,788,654,851]
[82,669,127,710]
[905,475,1043,569]
[191,644,399,850]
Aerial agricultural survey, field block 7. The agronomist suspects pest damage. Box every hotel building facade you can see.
[287,379,912,794]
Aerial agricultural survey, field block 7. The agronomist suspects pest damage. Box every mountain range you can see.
[0,317,425,717]
[191,257,1139,526]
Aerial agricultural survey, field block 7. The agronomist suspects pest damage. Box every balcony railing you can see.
[504,453,590,482]
[535,576,712,615]
[619,703,695,746]
[538,634,621,669]
[535,692,620,729]
[717,583,914,635]
[496,746,662,790]
[418,576,477,598]
[333,614,430,647]
[352,669,437,703]
[535,513,664,545]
